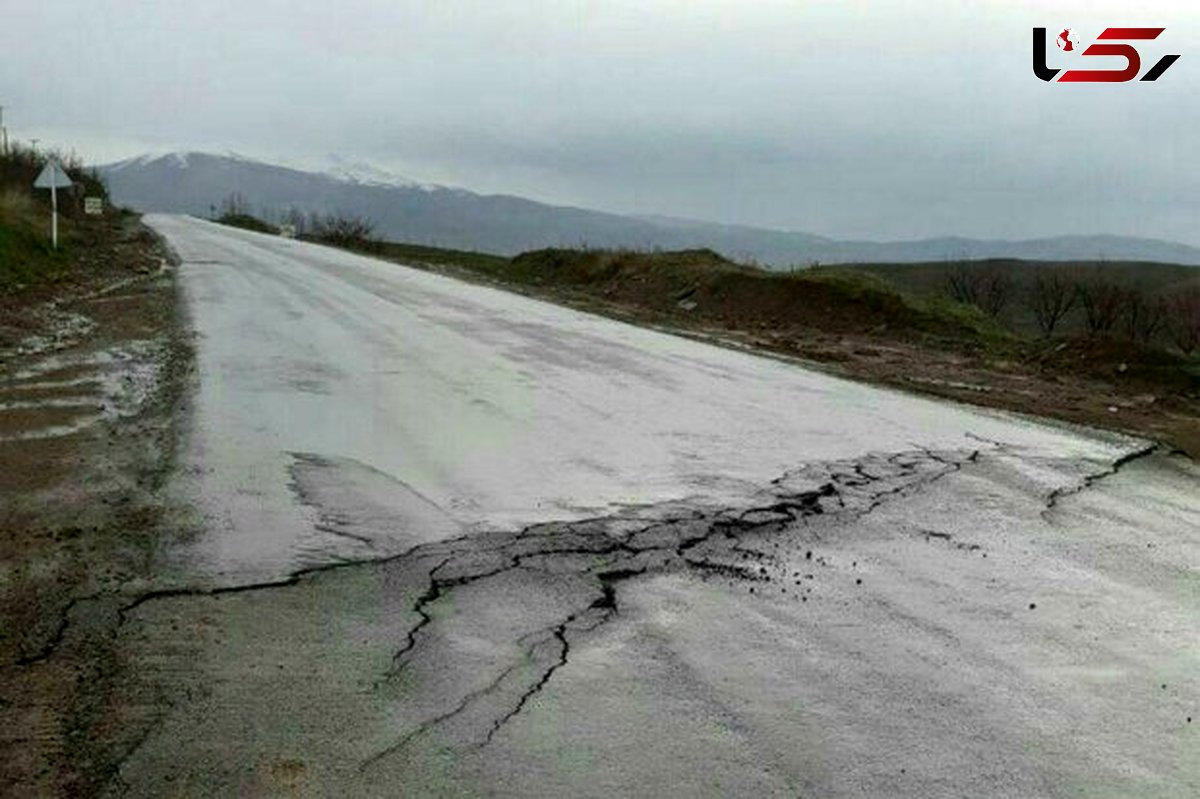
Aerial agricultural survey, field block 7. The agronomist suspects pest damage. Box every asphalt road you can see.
[122,214,1198,797]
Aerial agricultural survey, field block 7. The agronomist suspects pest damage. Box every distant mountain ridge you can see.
[97,152,1200,267]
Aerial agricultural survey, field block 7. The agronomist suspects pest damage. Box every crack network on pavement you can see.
[353,447,978,767]
[50,441,1159,777]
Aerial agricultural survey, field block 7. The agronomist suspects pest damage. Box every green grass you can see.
[215,213,279,235]
[370,243,1007,349]
[0,196,68,293]
[371,240,510,273]
[800,267,1011,342]
[830,258,1200,338]
[0,144,106,294]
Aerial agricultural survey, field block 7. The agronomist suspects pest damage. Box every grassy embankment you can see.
[214,212,279,235]
[0,192,68,289]
[371,242,999,338]
[0,146,113,294]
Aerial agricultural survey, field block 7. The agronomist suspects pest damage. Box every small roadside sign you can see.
[33,161,73,249]
[84,197,103,215]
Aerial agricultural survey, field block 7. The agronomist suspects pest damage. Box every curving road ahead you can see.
[118,214,1198,797]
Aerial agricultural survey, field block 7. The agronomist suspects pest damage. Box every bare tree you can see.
[945,263,1012,318]
[981,271,1012,318]
[1026,272,1077,336]
[1166,288,1200,355]
[218,192,250,219]
[1120,289,1167,345]
[946,263,979,305]
[1077,276,1127,335]
[280,206,308,236]
[310,212,378,250]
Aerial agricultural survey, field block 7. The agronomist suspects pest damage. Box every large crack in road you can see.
[21,428,1182,799]
[97,439,1199,798]
[352,447,983,768]
[117,447,977,775]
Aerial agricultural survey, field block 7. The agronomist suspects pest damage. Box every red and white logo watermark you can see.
[1055,29,1080,52]
[1034,27,1180,82]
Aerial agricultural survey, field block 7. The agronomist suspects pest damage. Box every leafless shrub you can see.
[310,212,378,250]
[945,263,1012,317]
[218,192,251,219]
[1120,289,1166,345]
[945,264,976,305]
[1166,288,1200,355]
[1077,276,1128,335]
[1026,272,1078,336]
[280,207,308,236]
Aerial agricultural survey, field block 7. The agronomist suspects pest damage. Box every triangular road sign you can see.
[34,161,73,189]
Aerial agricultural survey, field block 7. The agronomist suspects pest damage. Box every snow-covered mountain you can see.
[318,153,439,191]
[97,152,1200,266]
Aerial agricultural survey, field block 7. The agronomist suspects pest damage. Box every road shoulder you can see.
[0,214,192,796]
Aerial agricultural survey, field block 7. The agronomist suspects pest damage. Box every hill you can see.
[97,152,1200,268]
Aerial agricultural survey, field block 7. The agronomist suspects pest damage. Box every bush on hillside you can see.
[309,212,379,251]
[0,144,108,211]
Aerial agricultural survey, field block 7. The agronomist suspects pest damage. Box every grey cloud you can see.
[2,1,1197,244]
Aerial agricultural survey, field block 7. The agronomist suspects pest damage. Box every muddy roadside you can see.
[0,213,193,796]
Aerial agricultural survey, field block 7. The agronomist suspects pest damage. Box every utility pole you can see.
[0,106,7,155]
[51,165,59,248]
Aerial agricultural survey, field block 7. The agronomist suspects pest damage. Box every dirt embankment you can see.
[366,245,1200,456]
[0,213,192,796]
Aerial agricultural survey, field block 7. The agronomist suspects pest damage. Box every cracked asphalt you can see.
[103,216,1198,797]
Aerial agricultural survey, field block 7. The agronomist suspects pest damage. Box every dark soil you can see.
[0,213,192,796]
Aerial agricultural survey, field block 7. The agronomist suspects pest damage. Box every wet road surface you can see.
[149,214,1134,582]
[120,215,1198,797]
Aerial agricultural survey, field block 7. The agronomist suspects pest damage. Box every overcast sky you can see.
[3,1,1197,243]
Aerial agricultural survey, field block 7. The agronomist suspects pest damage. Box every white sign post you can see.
[33,161,73,249]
